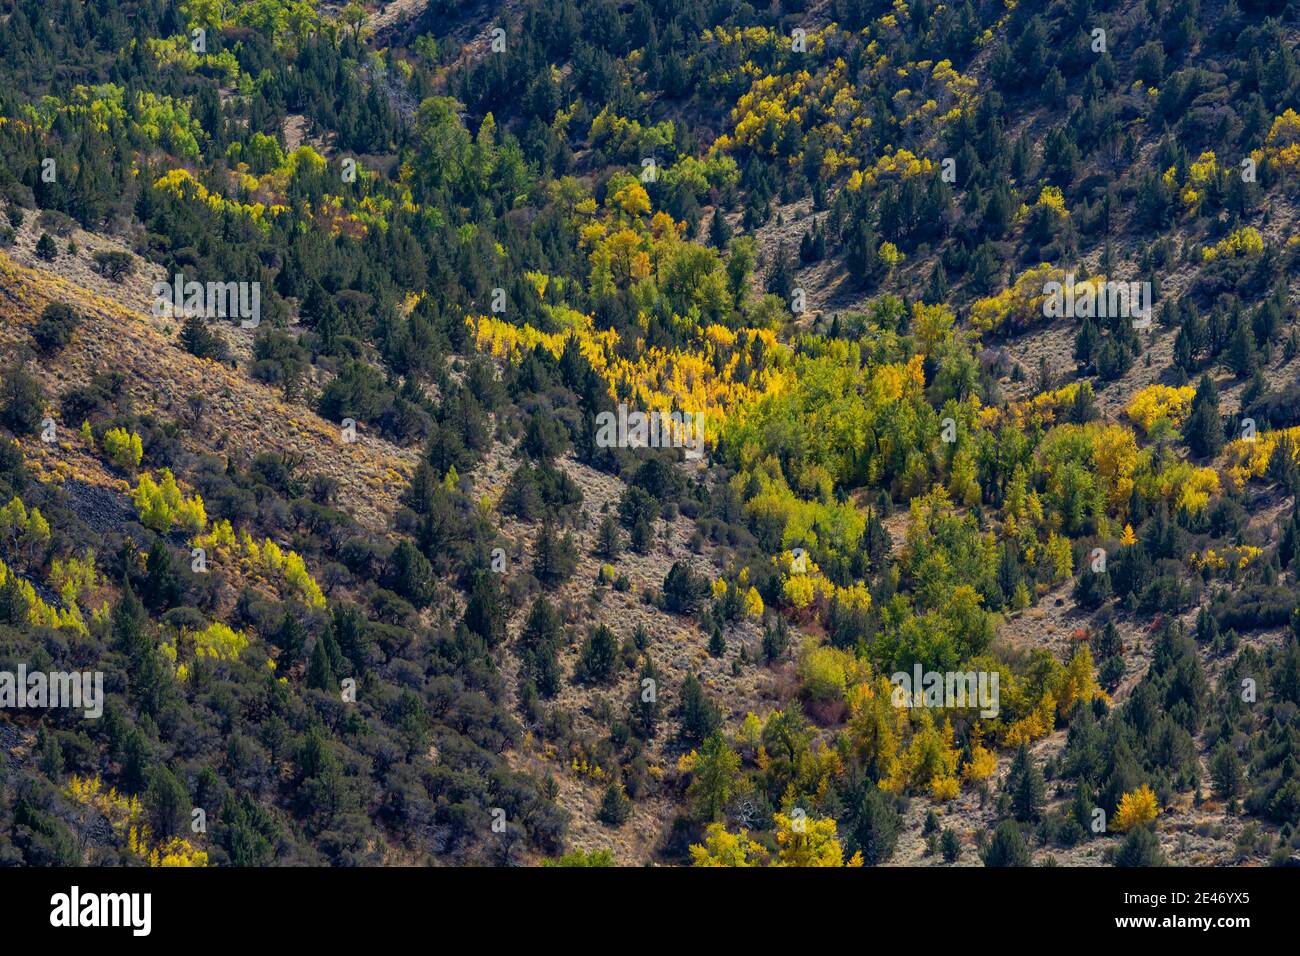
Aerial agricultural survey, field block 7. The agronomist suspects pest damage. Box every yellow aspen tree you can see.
[1114,784,1159,831]
[689,823,765,866]
[772,813,860,867]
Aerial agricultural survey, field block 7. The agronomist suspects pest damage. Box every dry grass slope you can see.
[0,251,418,532]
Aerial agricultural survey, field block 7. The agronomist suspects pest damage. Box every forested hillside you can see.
[1,0,1299,868]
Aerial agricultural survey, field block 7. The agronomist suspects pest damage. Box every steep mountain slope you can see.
[0,251,418,532]
[1,0,1299,871]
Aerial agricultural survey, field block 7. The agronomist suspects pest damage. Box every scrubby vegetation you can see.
[0,0,1298,869]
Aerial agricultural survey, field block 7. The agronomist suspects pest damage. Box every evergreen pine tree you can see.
[273,609,307,661]
[179,314,229,362]
[533,517,578,588]
[594,512,622,559]
[596,781,632,826]
[519,595,563,697]
[847,783,900,866]
[307,635,337,691]
[1186,374,1223,458]
[0,572,29,625]
[1114,826,1166,866]
[708,623,726,657]
[940,827,961,863]
[678,671,721,743]
[1006,743,1046,821]
[629,657,662,740]
[576,624,618,684]
[983,820,1030,866]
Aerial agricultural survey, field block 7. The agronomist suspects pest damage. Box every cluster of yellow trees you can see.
[0,495,93,634]
[191,519,326,608]
[1125,384,1195,435]
[0,557,90,635]
[470,287,788,455]
[683,648,1107,866]
[18,83,204,157]
[674,639,1106,867]
[489,302,778,424]
[1254,109,1300,174]
[969,263,1079,333]
[469,178,796,444]
[710,569,766,618]
[814,643,1102,795]
[49,550,99,607]
[847,147,935,191]
[704,19,976,179]
[1225,423,1300,487]
[1188,544,1263,575]
[1201,227,1265,262]
[87,424,145,471]
[690,814,863,866]
[157,138,402,239]
[0,494,50,551]
[773,548,872,614]
[160,621,253,681]
[1161,151,1222,213]
[66,775,208,866]
[154,168,290,229]
[131,469,208,534]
